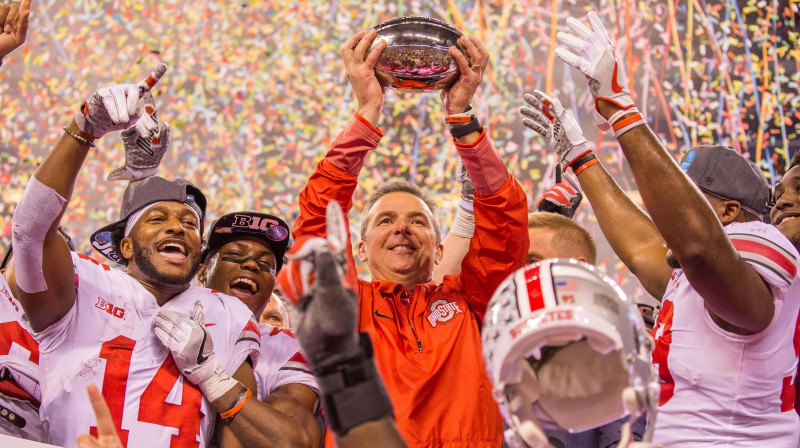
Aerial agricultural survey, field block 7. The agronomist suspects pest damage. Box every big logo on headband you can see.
[92,231,122,263]
[230,214,289,242]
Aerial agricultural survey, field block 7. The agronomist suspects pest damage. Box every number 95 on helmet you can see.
[482,259,660,448]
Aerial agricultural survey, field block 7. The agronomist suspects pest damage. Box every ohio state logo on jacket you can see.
[427,299,464,328]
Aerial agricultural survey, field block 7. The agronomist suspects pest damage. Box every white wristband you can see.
[450,204,475,239]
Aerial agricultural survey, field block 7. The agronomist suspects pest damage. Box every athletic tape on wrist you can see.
[613,113,646,139]
[450,204,475,239]
[200,364,239,403]
[12,176,67,293]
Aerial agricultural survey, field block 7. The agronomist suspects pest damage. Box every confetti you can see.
[0,0,797,303]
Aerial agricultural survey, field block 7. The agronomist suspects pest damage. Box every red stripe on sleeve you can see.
[731,239,798,278]
[289,351,310,365]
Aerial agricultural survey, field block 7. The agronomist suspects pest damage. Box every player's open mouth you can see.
[776,214,800,226]
[157,240,188,264]
[229,277,259,299]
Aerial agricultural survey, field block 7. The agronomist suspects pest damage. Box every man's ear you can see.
[357,240,368,263]
[720,200,742,225]
[119,237,134,262]
[434,243,444,265]
[197,264,207,284]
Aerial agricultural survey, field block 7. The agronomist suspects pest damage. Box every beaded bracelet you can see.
[63,127,97,148]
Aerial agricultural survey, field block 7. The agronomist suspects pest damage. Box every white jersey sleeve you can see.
[254,323,318,402]
[0,275,45,442]
[726,221,799,299]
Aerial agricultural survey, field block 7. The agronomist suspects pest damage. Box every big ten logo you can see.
[232,214,288,242]
[95,297,125,319]
[232,214,279,232]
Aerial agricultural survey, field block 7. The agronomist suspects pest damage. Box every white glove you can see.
[555,11,635,128]
[108,91,171,181]
[456,158,475,210]
[74,63,167,139]
[153,300,238,403]
[520,90,591,168]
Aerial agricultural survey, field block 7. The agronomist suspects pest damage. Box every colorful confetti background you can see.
[1,0,798,302]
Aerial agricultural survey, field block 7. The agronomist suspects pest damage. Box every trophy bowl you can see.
[370,17,466,93]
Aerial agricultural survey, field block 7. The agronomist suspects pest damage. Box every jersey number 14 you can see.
[90,336,204,447]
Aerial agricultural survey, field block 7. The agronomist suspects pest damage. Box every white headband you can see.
[123,201,201,237]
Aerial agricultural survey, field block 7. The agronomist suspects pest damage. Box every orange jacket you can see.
[295,115,529,448]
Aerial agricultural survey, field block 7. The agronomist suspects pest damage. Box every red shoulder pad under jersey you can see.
[254,323,318,400]
[237,315,262,346]
[726,221,799,291]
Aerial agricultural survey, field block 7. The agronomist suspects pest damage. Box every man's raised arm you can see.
[439,35,529,320]
[520,90,673,298]
[557,12,776,333]
[11,64,165,331]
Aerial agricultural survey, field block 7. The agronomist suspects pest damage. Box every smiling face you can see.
[771,165,800,250]
[200,236,277,316]
[121,202,203,288]
[358,191,443,287]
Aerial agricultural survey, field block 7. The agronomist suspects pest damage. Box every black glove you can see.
[295,249,361,371]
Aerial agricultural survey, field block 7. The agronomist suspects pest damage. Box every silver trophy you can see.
[370,17,467,93]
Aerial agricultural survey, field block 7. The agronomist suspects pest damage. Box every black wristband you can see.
[317,333,394,435]
[566,152,597,171]
[449,115,482,139]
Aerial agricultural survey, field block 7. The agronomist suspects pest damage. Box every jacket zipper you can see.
[399,291,423,352]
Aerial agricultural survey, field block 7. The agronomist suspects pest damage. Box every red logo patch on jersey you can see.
[95,297,125,319]
[1,284,18,312]
[426,299,463,328]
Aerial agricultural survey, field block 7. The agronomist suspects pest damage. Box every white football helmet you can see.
[482,259,660,448]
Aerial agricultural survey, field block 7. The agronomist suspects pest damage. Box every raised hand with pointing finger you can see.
[74,63,167,140]
[109,89,172,181]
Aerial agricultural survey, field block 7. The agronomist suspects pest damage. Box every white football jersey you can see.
[253,323,318,401]
[652,221,800,447]
[0,274,45,441]
[36,253,260,448]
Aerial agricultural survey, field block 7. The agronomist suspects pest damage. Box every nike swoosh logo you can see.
[196,331,210,365]
[611,61,623,93]
[374,310,395,321]
[204,323,216,327]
